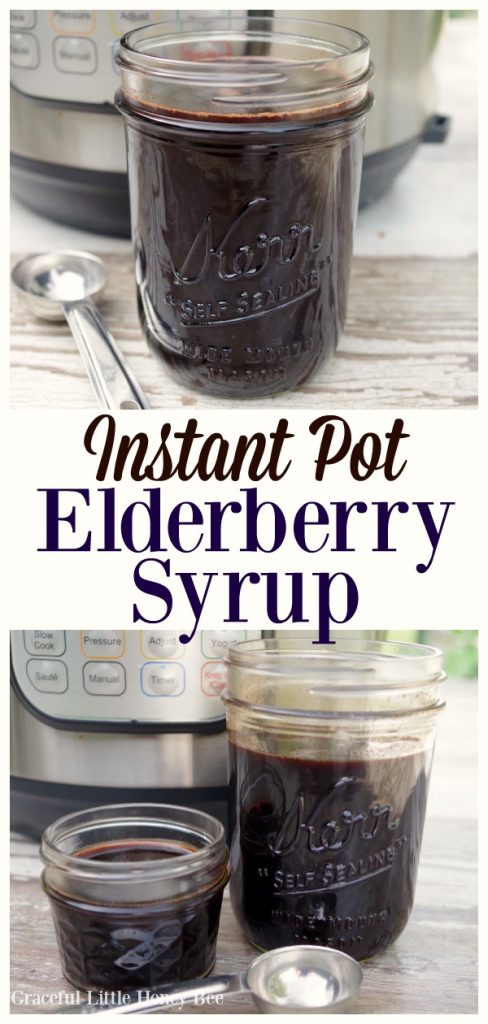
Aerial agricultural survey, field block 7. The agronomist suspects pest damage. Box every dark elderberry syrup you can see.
[47,839,224,992]
[229,743,429,959]
[119,104,365,398]
[75,839,194,862]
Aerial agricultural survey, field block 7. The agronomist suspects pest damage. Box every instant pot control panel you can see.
[10,10,248,105]
[10,630,256,729]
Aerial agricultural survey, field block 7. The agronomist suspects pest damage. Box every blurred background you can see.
[10,9,478,410]
[10,9,478,249]
[383,629,478,678]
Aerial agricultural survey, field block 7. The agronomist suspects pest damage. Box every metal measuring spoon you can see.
[58,946,363,1014]
[11,250,151,410]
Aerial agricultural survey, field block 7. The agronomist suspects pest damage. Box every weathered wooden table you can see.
[10,678,477,1014]
[10,254,477,410]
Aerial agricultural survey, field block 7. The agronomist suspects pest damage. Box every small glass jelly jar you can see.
[116,15,373,398]
[41,803,229,992]
[223,637,445,959]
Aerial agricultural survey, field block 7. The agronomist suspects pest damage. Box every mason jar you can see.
[116,15,373,398]
[41,803,229,991]
[224,638,445,959]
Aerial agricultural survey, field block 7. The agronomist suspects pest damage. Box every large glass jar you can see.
[41,803,229,991]
[224,638,445,959]
[116,15,373,398]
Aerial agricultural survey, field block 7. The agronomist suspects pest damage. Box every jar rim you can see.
[223,692,446,723]
[41,802,227,883]
[118,17,371,76]
[116,16,373,124]
[224,638,445,720]
[226,637,443,679]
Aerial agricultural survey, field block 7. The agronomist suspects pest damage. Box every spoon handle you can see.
[63,299,151,410]
[57,974,247,1014]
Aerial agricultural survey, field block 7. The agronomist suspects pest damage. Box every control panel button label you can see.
[141,631,183,660]
[202,631,244,659]
[23,630,66,656]
[201,661,227,696]
[81,632,125,658]
[53,36,97,74]
[50,11,96,34]
[10,11,36,30]
[27,659,68,693]
[141,663,185,697]
[10,33,39,68]
[110,11,157,36]
[83,662,126,696]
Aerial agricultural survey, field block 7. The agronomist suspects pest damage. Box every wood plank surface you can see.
[10,254,477,410]
[10,680,477,1014]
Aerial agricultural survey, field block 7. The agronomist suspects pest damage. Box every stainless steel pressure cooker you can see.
[10,9,448,236]
[10,628,259,837]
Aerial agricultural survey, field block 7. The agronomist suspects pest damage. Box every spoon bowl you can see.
[247,946,363,1014]
[11,250,108,320]
[11,250,151,409]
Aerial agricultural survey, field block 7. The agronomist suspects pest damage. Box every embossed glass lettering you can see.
[267,777,399,857]
[172,198,322,286]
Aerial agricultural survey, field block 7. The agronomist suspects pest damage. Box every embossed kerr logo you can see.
[269,777,400,857]
[172,196,322,285]
[242,771,400,857]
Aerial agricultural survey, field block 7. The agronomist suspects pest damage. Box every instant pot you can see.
[10,628,259,837]
[10,9,448,236]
